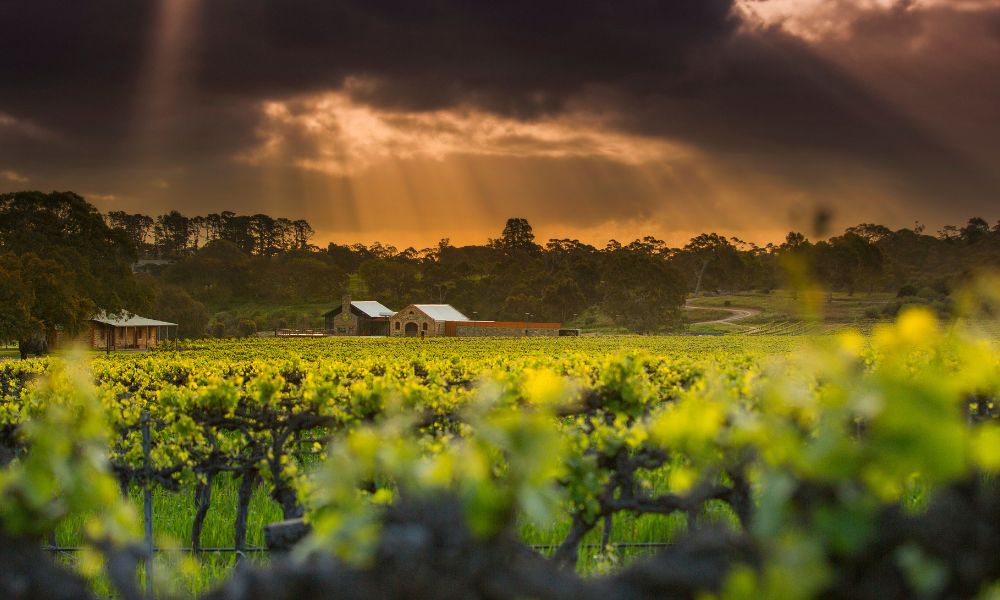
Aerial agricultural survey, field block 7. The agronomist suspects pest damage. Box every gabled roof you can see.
[323,300,395,318]
[412,304,469,321]
[351,301,395,318]
[92,312,177,327]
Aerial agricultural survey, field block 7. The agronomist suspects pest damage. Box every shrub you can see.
[917,286,940,300]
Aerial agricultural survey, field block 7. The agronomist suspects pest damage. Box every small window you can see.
[395,322,400,330]
[422,323,428,331]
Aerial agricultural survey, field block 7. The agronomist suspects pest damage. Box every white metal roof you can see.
[413,304,469,321]
[352,301,395,318]
[92,312,177,327]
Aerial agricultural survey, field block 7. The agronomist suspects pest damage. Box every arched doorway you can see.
[404,322,418,337]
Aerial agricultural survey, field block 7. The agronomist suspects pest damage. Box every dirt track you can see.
[684,301,760,325]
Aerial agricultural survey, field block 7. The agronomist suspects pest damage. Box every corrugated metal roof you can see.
[92,312,177,327]
[323,301,396,318]
[414,304,469,321]
[352,301,395,318]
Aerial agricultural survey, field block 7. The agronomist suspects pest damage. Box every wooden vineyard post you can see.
[141,410,154,599]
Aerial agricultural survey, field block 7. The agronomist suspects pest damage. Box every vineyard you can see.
[2,310,1000,599]
[743,321,835,336]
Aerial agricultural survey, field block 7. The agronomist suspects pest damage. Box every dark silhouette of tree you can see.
[153,210,192,258]
[358,259,420,309]
[292,220,315,250]
[845,223,892,244]
[676,233,748,294]
[142,277,210,338]
[0,253,99,344]
[0,191,149,340]
[493,218,539,254]
[961,217,991,244]
[600,249,686,333]
[540,278,587,323]
[106,211,154,251]
[813,233,886,296]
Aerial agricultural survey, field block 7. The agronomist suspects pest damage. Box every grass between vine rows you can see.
[52,468,748,596]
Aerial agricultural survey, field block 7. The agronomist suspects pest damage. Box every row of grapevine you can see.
[742,321,836,336]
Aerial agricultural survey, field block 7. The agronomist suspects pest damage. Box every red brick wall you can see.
[446,321,561,337]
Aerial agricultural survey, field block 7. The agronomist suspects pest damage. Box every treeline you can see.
[106,210,315,258]
[3,191,1000,340]
[151,214,1000,336]
[340,217,999,322]
[154,218,690,334]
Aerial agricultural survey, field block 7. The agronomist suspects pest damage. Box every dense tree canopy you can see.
[0,192,147,314]
[599,249,687,333]
[129,210,1000,335]
[4,192,999,338]
[0,191,149,341]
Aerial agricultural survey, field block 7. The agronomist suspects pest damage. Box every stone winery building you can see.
[323,296,396,336]
[325,295,565,337]
[389,304,471,337]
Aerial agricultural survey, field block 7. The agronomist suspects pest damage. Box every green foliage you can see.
[0,253,37,340]
[302,396,566,561]
[1,309,999,596]
[143,277,210,338]
[0,251,96,346]
[165,241,348,308]
[0,191,150,334]
[0,356,137,577]
[600,249,687,332]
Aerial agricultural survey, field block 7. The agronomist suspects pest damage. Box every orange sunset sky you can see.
[2,0,999,248]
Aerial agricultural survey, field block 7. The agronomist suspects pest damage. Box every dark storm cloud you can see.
[606,26,1000,209]
[0,0,739,126]
[184,0,996,211]
[1,0,999,231]
[191,0,738,116]
[0,1,150,132]
[0,0,741,192]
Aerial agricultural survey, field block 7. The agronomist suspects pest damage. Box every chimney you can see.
[342,293,352,316]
